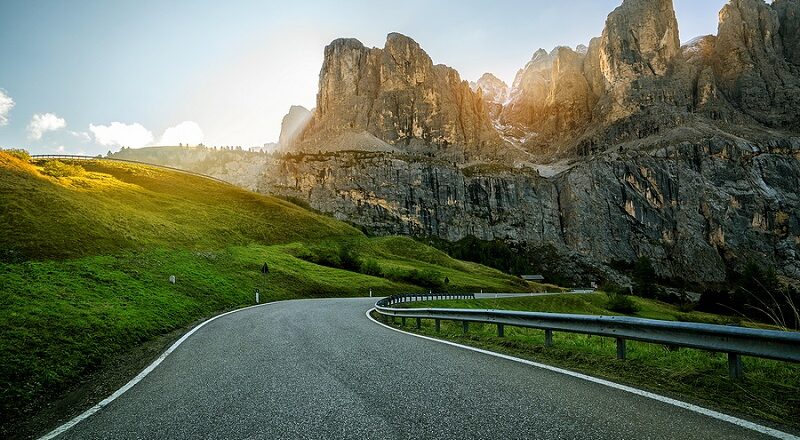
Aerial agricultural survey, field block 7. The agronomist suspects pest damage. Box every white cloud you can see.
[27,113,67,140]
[70,130,91,141]
[159,121,204,146]
[0,89,14,126]
[89,122,153,147]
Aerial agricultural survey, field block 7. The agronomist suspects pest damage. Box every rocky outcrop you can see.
[499,0,683,156]
[499,0,800,159]
[597,0,680,86]
[278,105,312,150]
[295,33,503,160]
[713,0,800,128]
[501,48,556,131]
[470,73,508,120]
[257,137,800,284]
[775,0,800,66]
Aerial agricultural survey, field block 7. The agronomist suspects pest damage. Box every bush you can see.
[606,292,640,314]
[386,268,443,289]
[297,246,341,268]
[2,148,30,161]
[296,244,366,273]
[41,160,85,178]
[360,259,383,277]
[338,244,361,272]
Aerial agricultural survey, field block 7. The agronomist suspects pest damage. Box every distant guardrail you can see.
[30,154,233,186]
[373,294,800,379]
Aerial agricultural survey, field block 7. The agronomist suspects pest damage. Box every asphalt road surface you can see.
[55,297,782,439]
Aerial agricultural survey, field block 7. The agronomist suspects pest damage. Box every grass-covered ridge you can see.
[391,294,800,427]
[0,152,534,435]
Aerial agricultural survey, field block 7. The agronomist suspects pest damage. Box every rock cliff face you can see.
[497,0,683,156]
[258,137,800,284]
[470,73,508,120]
[502,48,557,132]
[294,33,503,160]
[598,0,680,85]
[713,0,800,128]
[499,0,800,158]
[278,105,312,150]
[775,0,800,66]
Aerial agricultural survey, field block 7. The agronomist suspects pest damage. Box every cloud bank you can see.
[0,89,14,126]
[90,122,154,148]
[28,113,67,140]
[159,121,204,146]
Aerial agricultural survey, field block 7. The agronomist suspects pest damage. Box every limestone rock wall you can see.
[257,138,800,284]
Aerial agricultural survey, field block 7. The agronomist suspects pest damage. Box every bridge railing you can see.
[373,294,800,379]
[29,154,233,186]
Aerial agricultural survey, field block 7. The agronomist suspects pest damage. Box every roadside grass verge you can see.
[377,294,800,429]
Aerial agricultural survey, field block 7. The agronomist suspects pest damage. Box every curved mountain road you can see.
[53,297,785,439]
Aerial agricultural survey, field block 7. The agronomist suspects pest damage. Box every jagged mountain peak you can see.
[292,33,503,159]
[599,0,680,85]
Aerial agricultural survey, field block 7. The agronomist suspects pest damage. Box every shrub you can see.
[359,259,383,277]
[338,244,361,272]
[42,160,85,178]
[600,281,627,295]
[387,268,443,289]
[606,292,640,314]
[2,148,30,161]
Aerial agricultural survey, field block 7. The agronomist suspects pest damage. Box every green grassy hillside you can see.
[0,152,534,433]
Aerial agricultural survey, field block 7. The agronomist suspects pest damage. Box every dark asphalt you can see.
[57,297,777,439]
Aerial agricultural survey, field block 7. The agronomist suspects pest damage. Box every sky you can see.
[0,0,731,155]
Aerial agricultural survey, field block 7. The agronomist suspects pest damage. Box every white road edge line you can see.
[38,302,277,440]
[366,308,798,440]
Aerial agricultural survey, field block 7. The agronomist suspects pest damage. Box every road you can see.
[54,297,781,439]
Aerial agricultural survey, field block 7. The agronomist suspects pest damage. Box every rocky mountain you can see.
[713,0,800,128]
[278,105,313,150]
[116,0,800,286]
[290,33,505,161]
[497,0,800,159]
[470,73,508,120]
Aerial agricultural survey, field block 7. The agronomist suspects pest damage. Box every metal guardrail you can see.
[30,155,234,186]
[374,294,800,379]
[376,293,475,307]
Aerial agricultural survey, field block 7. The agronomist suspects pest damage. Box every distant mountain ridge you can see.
[115,0,800,286]
[279,0,800,163]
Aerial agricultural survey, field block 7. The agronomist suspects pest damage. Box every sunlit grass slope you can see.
[0,152,532,431]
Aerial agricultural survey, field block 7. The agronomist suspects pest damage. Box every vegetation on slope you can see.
[0,152,533,435]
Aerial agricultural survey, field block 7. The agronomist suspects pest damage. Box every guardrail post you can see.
[497,323,504,337]
[416,318,421,329]
[728,353,743,380]
[435,319,441,332]
[462,321,469,334]
[616,338,626,360]
[545,329,553,347]
[401,317,406,326]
